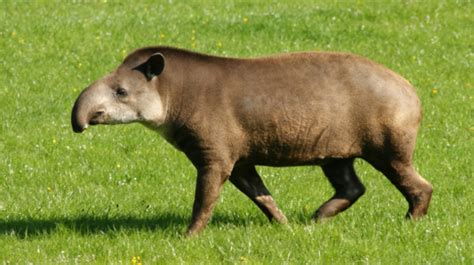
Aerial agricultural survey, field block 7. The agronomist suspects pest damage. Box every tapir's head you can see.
[71,52,166,133]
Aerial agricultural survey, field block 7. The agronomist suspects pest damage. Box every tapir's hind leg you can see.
[230,165,288,223]
[313,158,366,221]
[368,158,432,219]
[365,123,433,219]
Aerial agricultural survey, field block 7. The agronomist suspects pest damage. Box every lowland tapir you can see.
[71,46,433,235]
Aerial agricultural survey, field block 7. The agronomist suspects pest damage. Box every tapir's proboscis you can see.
[71,46,433,236]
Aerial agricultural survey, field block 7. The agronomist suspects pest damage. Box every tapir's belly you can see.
[247,134,362,167]
[240,110,363,166]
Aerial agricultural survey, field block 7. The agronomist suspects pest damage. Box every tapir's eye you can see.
[115,87,128,97]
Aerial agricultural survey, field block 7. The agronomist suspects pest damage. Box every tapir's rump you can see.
[72,46,432,235]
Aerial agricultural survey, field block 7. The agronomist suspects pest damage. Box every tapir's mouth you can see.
[73,118,103,133]
[72,123,86,133]
[72,107,105,133]
[74,124,89,133]
[89,118,101,126]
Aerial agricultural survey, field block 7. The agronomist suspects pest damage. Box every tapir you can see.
[71,46,433,235]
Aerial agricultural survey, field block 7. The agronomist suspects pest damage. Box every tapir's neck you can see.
[156,49,229,128]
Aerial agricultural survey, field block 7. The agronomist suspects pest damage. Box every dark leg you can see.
[187,165,230,236]
[369,159,432,219]
[314,159,366,221]
[230,165,288,223]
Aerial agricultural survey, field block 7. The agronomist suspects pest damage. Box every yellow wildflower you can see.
[243,16,249,23]
[131,256,142,265]
[431,88,438,95]
[191,30,197,48]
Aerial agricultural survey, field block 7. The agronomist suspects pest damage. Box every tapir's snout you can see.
[71,102,106,133]
[71,87,103,133]
[71,98,88,133]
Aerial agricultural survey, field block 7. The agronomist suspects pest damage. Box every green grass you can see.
[0,0,472,263]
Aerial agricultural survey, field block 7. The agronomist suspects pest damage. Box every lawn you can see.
[0,1,472,263]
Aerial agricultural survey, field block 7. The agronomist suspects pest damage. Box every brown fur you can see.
[72,46,433,235]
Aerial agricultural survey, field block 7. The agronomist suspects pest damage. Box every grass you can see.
[0,0,472,263]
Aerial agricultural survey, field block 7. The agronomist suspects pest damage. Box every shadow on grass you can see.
[0,212,265,238]
[0,213,186,238]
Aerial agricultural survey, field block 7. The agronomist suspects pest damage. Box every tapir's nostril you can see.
[93,110,104,118]
[89,110,105,125]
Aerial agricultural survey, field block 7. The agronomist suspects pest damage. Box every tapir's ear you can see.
[135,53,165,81]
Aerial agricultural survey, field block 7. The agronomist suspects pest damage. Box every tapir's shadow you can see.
[0,213,266,238]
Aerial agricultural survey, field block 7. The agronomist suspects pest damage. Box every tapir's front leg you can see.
[186,165,230,236]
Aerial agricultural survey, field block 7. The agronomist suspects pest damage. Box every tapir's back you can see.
[219,52,421,166]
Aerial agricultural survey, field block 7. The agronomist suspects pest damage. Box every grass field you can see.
[0,1,473,263]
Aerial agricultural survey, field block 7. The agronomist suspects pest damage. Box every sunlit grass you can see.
[0,1,472,263]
